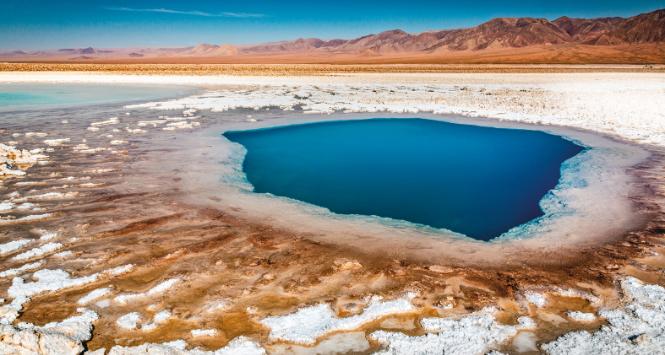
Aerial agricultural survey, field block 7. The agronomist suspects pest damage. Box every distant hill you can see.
[2,8,664,64]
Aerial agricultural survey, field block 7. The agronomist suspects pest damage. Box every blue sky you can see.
[1,0,664,50]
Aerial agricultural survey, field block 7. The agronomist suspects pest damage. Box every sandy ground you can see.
[2,63,665,75]
[0,70,665,354]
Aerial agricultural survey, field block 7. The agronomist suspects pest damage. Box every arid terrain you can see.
[2,8,664,65]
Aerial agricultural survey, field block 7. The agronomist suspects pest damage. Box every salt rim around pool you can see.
[165,112,650,265]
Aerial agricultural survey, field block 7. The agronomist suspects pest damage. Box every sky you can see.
[1,0,664,50]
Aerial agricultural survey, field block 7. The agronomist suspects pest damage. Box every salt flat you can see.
[1,70,665,354]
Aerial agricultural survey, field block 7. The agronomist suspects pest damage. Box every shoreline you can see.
[151,110,653,267]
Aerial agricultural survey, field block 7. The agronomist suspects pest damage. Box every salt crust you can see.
[124,78,665,148]
[116,312,141,330]
[370,307,519,355]
[566,311,597,322]
[0,307,97,354]
[78,287,112,305]
[191,329,217,337]
[260,293,416,344]
[114,277,180,305]
[0,261,44,278]
[1,265,135,325]
[0,213,52,225]
[11,242,63,261]
[43,138,70,147]
[524,292,547,307]
[141,310,172,332]
[542,277,665,354]
[106,336,265,355]
[0,239,31,254]
[90,117,119,127]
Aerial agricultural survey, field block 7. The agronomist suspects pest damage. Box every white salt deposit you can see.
[371,307,518,355]
[0,308,98,354]
[11,242,63,261]
[142,310,172,331]
[53,250,74,258]
[17,308,99,342]
[91,117,119,126]
[43,138,70,147]
[114,277,180,304]
[0,261,44,278]
[78,287,112,305]
[260,293,415,344]
[567,311,597,322]
[9,269,98,299]
[163,121,201,130]
[116,312,141,330]
[525,292,548,308]
[107,336,265,355]
[0,239,30,254]
[191,328,217,337]
[18,191,78,201]
[543,277,665,354]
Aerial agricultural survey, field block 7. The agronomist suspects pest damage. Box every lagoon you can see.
[225,118,584,241]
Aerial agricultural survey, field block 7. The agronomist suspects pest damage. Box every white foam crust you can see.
[260,293,415,344]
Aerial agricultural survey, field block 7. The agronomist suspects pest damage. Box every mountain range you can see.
[3,8,664,64]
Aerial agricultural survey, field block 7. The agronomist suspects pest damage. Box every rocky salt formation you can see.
[0,308,98,354]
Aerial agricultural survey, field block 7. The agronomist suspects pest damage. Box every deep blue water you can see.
[224,118,584,241]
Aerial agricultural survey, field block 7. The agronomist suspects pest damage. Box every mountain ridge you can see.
[2,8,664,63]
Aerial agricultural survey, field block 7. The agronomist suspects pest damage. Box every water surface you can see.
[0,83,193,112]
[226,118,584,241]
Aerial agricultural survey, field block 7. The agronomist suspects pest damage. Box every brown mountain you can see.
[2,8,664,64]
[239,8,665,54]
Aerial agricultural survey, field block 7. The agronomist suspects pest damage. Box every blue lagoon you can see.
[224,118,584,241]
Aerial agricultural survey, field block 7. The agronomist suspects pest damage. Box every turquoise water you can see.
[0,83,193,112]
[225,118,585,241]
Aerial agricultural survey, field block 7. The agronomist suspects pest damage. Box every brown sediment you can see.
[1,90,664,353]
